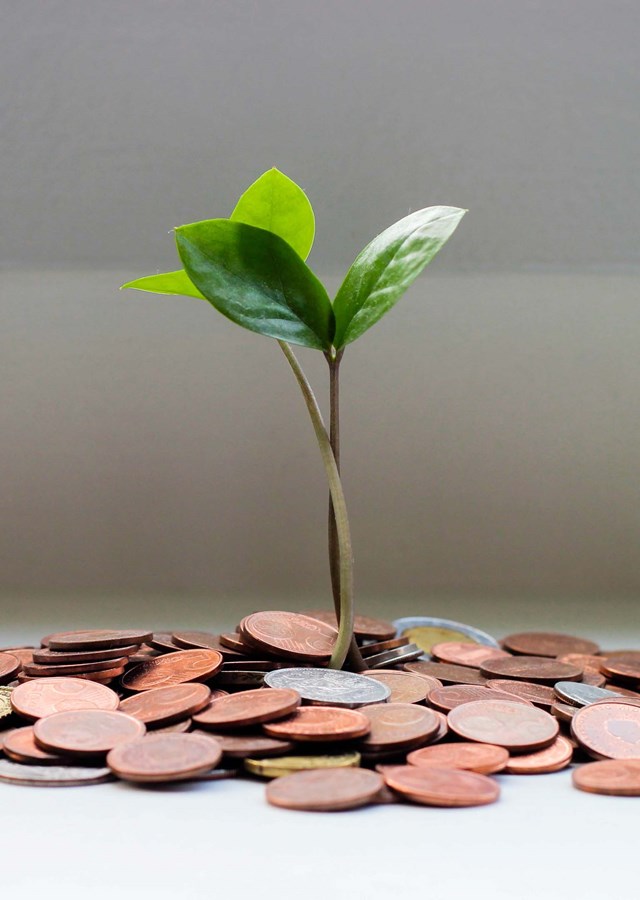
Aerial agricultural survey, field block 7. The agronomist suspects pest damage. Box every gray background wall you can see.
[2,0,640,606]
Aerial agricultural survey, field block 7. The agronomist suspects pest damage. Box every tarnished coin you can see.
[360,670,438,704]
[501,631,599,658]
[571,702,640,759]
[107,732,223,782]
[504,735,574,774]
[0,653,21,684]
[304,610,396,641]
[485,679,556,708]
[266,767,383,811]
[121,649,223,691]
[364,644,423,668]
[359,703,440,752]
[215,670,265,687]
[264,668,390,708]
[407,742,509,774]
[0,758,113,786]
[480,656,582,684]
[148,633,181,652]
[245,752,361,778]
[33,645,138,665]
[382,764,500,807]
[239,611,337,663]
[431,642,511,668]
[33,709,146,756]
[195,732,295,759]
[2,727,75,765]
[558,653,606,677]
[448,699,559,751]
[393,617,500,653]
[427,684,533,713]
[554,681,623,707]
[45,630,152,650]
[24,657,128,677]
[11,677,119,721]
[193,688,301,728]
[404,660,487,686]
[118,683,212,727]
[573,759,640,796]
[603,684,640,699]
[263,706,370,742]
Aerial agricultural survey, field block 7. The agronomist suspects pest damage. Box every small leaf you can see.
[176,219,333,350]
[230,168,315,260]
[332,206,466,349]
[120,269,204,299]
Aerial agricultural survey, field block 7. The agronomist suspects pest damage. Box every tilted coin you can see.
[580,671,607,688]
[263,667,390,708]
[193,731,295,759]
[364,644,423,668]
[504,735,574,774]
[118,683,212,727]
[24,657,128,677]
[427,684,533,713]
[382,764,500,807]
[571,702,640,759]
[2,726,76,765]
[239,611,337,663]
[192,688,301,729]
[404,660,487,686]
[266,767,383,812]
[407,742,509,775]
[501,631,599,658]
[393,617,500,653]
[154,719,192,733]
[304,610,396,641]
[358,703,440,753]
[121,649,223,691]
[263,706,370,742]
[0,653,21,684]
[33,709,146,756]
[360,670,437,704]
[107,733,223,782]
[600,657,640,684]
[572,759,640,796]
[0,649,34,667]
[245,752,361,778]
[552,701,578,723]
[171,631,224,651]
[219,633,256,654]
[430,642,511,668]
[11,677,119,721]
[480,656,582,684]
[360,637,410,657]
[0,758,113,787]
[448,699,559,751]
[485,679,556,708]
[45,630,152,651]
[148,633,181,652]
[33,645,138,665]
[554,681,623,707]
[602,684,640,699]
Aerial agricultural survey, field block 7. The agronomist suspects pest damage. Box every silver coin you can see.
[554,681,623,707]
[0,758,113,786]
[392,616,500,652]
[264,668,391,708]
[364,644,423,669]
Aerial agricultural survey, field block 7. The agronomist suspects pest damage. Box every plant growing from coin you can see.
[122,169,465,671]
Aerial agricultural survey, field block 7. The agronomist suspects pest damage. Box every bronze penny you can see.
[552,701,577,723]
[118,683,212,727]
[154,719,192,733]
[432,710,449,742]
[171,631,225,651]
[407,742,509,774]
[194,731,296,759]
[448,699,559,751]
[600,657,640,683]
[603,684,640,699]
[360,637,410,657]
[359,703,440,752]
[107,732,223,782]
[266,767,383,811]
[0,653,21,685]
[219,633,256,654]
[404,660,487,686]
[239,611,337,663]
[263,706,370,742]
[33,645,138,665]
[2,727,75,765]
[1,649,34,668]
[430,642,511,668]
[427,685,533,713]
[11,677,120,721]
[360,670,438,704]
[34,709,146,756]
[571,702,640,759]
[304,610,396,641]
[505,735,574,774]
[24,657,128,677]
[121,649,223,691]
[485,679,556,708]
[383,764,500,807]
[480,656,582,684]
[193,688,301,729]
[501,631,599,658]
[45,630,152,650]
[572,759,640,796]
[581,671,607,688]
[147,633,181,653]
[75,666,126,683]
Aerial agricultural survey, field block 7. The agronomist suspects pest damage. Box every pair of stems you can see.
[278,341,364,671]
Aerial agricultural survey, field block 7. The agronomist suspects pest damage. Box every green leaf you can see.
[120,269,205,299]
[176,219,333,350]
[332,206,467,349]
[230,168,315,260]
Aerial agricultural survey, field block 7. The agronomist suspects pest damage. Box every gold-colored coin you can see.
[403,627,480,655]
[244,752,361,779]
[0,686,13,720]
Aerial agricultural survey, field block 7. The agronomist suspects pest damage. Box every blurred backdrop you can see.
[2,1,639,624]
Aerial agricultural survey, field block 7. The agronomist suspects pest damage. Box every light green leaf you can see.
[176,219,333,350]
[120,269,204,299]
[230,168,315,260]
[332,206,466,349]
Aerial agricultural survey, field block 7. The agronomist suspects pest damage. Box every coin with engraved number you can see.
[553,681,623,707]
[359,703,440,752]
[448,699,559,751]
[480,656,583,684]
[121,649,223,691]
[304,610,396,641]
[571,702,640,759]
[393,617,500,653]
[2,726,76,765]
[263,706,370,742]
[501,632,600,658]
[572,759,640,796]
[0,758,113,786]
[264,667,390,708]
[404,660,487,686]
[118,683,212,727]
[34,709,146,756]
[382,764,500,807]
[11,677,120,721]
[45,630,152,651]
[360,670,438,704]
[240,612,337,663]
[427,684,533,713]
[192,688,301,728]
[407,742,509,774]
[107,732,223,782]
[245,752,361,778]
[431,642,511,668]
[266,767,383,811]
[485,679,556,708]
[504,735,573,774]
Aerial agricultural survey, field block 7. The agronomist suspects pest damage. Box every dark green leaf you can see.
[120,269,204,299]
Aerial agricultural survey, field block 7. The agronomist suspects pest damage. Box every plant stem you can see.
[278,341,353,670]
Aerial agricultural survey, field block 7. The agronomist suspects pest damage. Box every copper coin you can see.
[118,683,212,727]
[23,657,128,677]
[427,684,533,713]
[432,710,449,742]
[407,742,509,774]
[304,610,396,641]
[485,679,557,708]
[10,677,120,721]
[1,648,34,667]
[74,666,126,683]
[32,645,138,665]
[431,642,511,668]
[195,731,296,759]
[266,767,383,811]
[501,632,599,658]
[600,657,640,683]
[360,637,410,657]
[448,699,559,751]
[360,670,437,704]
[34,709,146,756]
[573,759,640,796]
[0,653,21,684]
[404,660,487,686]
[359,703,440,752]
[154,719,192,733]
[2,727,75,765]
[219,633,256,654]
[45,630,152,650]
[107,732,223,782]
[193,688,301,729]
[382,764,500,807]
[147,633,181,652]
[263,706,370,742]
[571,702,640,759]
[580,671,607,688]
[504,734,574,774]
[552,701,577,723]
[121,649,223,691]
[239,611,337,662]
[603,684,640,699]
[171,631,224,651]
[480,656,582,684]
[558,653,605,673]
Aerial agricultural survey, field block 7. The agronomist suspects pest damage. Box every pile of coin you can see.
[1,613,640,810]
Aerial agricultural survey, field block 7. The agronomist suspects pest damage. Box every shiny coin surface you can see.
[121,649,223,691]
[501,631,599,658]
[0,758,113,786]
[10,678,119,721]
[107,732,223,782]
[45,630,152,651]
[364,644,423,668]
[572,759,640,796]
[245,752,361,779]
[448,699,559,751]
[264,667,390,708]
[571,702,640,759]
[33,709,146,756]
[263,706,370,742]
[404,660,487,686]
[193,688,301,728]
[0,653,22,684]
[266,767,383,811]
[239,611,337,663]
[382,764,500,807]
[118,683,211,727]
[485,679,557,708]
[480,656,583,684]
[360,670,437,704]
[430,642,511,668]
[407,742,509,774]
[359,703,440,752]
[360,637,410,657]
[554,681,623,707]
[393,617,500,653]
[2,726,75,765]
[504,735,574,774]
[427,684,533,712]
[304,610,396,641]
[197,732,295,759]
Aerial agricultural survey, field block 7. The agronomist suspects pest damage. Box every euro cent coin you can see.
[264,667,390,708]
[448,699,559,751]
[10,678,119,721]
[265,767,383,812]
[121,649,223,691]
[107,733,223,782]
